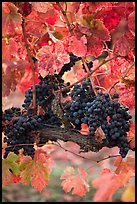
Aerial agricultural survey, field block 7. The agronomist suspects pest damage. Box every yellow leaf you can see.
[121,184,135,202]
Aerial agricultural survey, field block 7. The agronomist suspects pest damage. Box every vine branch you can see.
[56,1,112,95]
[21,18,36,115]
[38,125,118,153]
[60,55,118,92]
[56,2,74,36]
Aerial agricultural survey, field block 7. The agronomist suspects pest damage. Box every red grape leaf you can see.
[36,41,70,75]
[31,2,51,13]
[127,121,135,148]
[2,38,18,60]
[128,11,135,36]
[17,63,40,94]
[98,2,134,30]
[116,84,135,109]
[44,9,58,26]
[114,156,135,175]
[96,7,122,31]
[60,166,89,196]
[89,19,111,42]
[13,2,32,17]
[77,18,110,57]
[2,2,22,36]
[92,167,134,202]
[20,149,53,192]
[81,2,113,15]
[87,36,104,58]
[2,152,20,186]
[2,60,27,97]
[68,35,87,57]
[113,31,135,57]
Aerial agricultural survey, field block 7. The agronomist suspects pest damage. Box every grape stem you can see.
[56,2,101,95]
[21,18,36,115]
[60,55,118,93]
[56,2,74,36]
[51,141,121,163]
[81,56,98,95]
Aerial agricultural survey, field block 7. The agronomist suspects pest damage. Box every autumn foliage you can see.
[2,2,135,202]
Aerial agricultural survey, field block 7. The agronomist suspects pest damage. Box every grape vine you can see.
[3,59,132,159]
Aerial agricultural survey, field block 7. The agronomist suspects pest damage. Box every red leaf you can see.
[113,31,135,57]
[17,64,40,94]
[68,35,87,57]
[80,123,89,135]
[31,2,51,13]
[36,42,70,75]
[92,167,134,202]
[2,60,27,97]
[2,2,22,36]
[87,36,104,58]
[13,2,32,17]
[90,19,111,42]
[12,175,21,183]
[128,11,135,36]
[20,149,53,192]
[61,166,89,196]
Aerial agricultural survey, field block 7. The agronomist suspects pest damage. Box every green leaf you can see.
[20,156,34,184]
[2,152,20,185]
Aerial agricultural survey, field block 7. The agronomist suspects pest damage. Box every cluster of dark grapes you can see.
[3,73,70,159]
[58,52,93,76]
[3,113,45,159]
[22,74,70,109]
[2,107,21,122]
[64,80,132,158]
[58,52,81,77]
[64,78,96,129]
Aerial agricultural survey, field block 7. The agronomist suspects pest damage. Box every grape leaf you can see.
[93,2,134,31]
[2,38,18,60]
[31,2,51,13]
[17,63,40,94]
[61,166,89,196]
[75,18,110,57]
[87,36,104,58]
[121,184,135,202]
[2,60,27,97]
[92,167,134,202]
[20,149,53,192]
[36,41,70,75]
[68,35,87,57]
[89,19,111,42]
[20,156,34,184]
[114,155,135,175]
[81,2,113,15]
[13,2,32,17]
[2,2,22,36]
[128,11,135,36]
[113,31,135,57]
[116,84,135,109]
[2,152,20,186]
